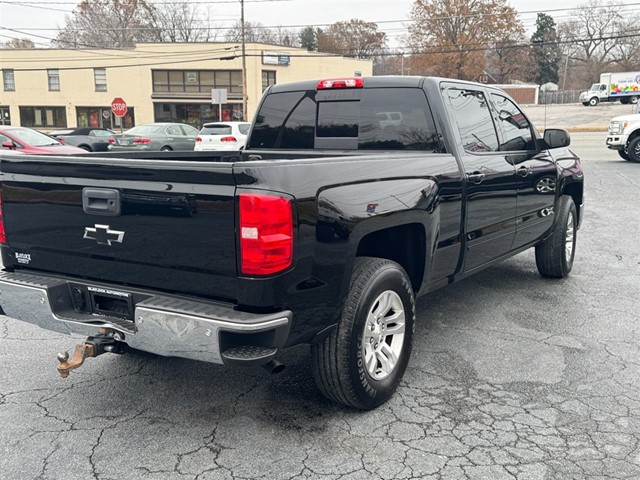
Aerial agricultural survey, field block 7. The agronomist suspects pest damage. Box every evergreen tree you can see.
[299,27,322,52]
[531,13,562,85]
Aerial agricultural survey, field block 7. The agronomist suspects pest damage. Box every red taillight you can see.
[317,78,364,90]
[220,136,237,143]
[195,136,202,142]
[133,138,151,144]
[108,137,115,144]
[57,137,65,144]
[239,193,293,276]
[0,182,6,244]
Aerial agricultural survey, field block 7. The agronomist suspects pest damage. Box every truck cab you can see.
[580,83,608,106]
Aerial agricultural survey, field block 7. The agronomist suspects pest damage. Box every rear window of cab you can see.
[248,88,441,152]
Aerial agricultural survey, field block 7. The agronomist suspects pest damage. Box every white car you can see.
[194,122,251,151]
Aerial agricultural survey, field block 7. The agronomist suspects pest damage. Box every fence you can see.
[539,90,583,105]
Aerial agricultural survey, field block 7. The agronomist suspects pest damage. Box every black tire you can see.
[535,195,577,278]
[160,146,172,152]
[312,257,415,410]
[620,97,629,105]
[581,102,589,106]
[618,149,630,161]
[588,97,599,106]
[79,145,92,152]
[627,137,640,163]
[630,96,639,105]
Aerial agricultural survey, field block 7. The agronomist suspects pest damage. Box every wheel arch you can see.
[355,223,426,293]
[562,181,584,227]
[627,127,640,145]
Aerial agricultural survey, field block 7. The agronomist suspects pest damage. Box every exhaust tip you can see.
[262,358,285,374]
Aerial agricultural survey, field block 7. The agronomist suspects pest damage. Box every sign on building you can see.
[262,51,291,66]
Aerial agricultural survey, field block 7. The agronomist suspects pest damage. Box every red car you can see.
[0,126,86,154]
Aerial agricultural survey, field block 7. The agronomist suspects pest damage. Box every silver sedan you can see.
[107,123,199,152]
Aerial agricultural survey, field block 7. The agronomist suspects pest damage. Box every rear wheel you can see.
[627,137,640,163]
[620,97,630,105]
[630,96,639,105]
[160,146,172,152]
[79,145,92,152]
[312,257,415,409]
[535,195,577,278]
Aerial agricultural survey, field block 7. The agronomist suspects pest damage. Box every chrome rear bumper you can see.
[0,271,291,364]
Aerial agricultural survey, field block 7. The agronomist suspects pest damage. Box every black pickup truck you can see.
[0,76,584,409]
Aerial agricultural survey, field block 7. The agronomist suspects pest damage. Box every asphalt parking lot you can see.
[1,131,639,480]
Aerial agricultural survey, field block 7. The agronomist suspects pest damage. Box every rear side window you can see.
[238,124,250,135]
[166,125,182,136]
[249,87,440,151]
[201,125,232,135]
[446,88,499,153]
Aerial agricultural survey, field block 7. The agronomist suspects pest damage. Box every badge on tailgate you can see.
[83,224,125,246]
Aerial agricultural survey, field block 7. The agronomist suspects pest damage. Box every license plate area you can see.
[88,286,134,320]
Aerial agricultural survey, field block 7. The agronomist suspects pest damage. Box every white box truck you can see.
[579,72,640,106]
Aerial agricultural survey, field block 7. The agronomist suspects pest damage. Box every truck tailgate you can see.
[1,155,238,301]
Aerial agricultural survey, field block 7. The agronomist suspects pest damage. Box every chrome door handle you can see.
[517,166,531,177]
[467,173,485,184]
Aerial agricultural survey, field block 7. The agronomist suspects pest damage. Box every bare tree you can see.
[55,0,158,48]
[3,38,36,49]
[612,18,640,70]
[487,30,533,83]
[408,0,525,80]
[225,21,274,44]
[150,0,217,42]
[558,0,635,84]
[317,19,387,59]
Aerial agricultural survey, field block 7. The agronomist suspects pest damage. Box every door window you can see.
[446,89,499,153]
[491,94,535,151]
[166,125,182,136]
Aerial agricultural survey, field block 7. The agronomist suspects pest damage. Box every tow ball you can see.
[56,333,126,378]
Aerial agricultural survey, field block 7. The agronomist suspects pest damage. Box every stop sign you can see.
[111,97,127,117]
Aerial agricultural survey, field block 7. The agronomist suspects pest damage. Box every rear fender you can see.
[316,177,439,304]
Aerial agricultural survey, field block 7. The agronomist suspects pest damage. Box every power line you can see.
[3,32,639,72]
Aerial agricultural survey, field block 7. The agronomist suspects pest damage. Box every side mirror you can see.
[543,129,571,149]
[1,141,16,149]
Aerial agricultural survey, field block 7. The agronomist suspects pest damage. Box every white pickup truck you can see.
[607,109,640,162]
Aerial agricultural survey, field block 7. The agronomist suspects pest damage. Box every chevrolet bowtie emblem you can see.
[83,224,125,246]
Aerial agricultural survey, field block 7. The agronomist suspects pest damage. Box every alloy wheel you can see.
[362,290,406,380]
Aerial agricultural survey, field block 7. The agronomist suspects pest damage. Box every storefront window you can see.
[20,106,66,128]
[76,106,135,130]
[154,103,244,127]
[0,106,11,125]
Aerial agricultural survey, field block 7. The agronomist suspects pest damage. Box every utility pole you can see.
[240,0,248,121]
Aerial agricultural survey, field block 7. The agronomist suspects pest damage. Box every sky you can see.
[0,0,633,50]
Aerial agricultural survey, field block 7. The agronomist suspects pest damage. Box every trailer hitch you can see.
[56,334,126,378]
